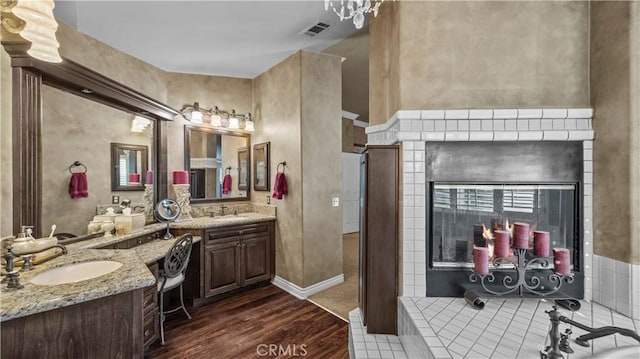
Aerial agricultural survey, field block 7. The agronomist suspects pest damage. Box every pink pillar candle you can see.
[145,170,153,185]
[473,247,490,275]
[513,222,530,249]
[533,231,551,257]
[172,170,189,184]
[128,173,140,183]
[553,248,571,275]
[494,230,511,258]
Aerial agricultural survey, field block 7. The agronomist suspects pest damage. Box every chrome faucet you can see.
[541,305,640,359]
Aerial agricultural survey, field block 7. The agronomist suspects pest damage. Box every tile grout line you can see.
[493,299,529,357]
[608,305,618,348]
[514,300,546,357]
[463,298,508,358]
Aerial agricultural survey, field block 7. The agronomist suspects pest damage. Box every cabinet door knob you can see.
[143,298,151,307]
[144,329,151,337]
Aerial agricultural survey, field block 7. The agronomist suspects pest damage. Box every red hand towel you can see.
[222,174,232,195]
[69,172,89,199]
[272,172,288,200]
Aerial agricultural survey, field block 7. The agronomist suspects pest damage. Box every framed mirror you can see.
[111,143,149,191]
[253,142,270,191]
[184,125,251,203]
[6,49,176,237]
[237,147,249,190]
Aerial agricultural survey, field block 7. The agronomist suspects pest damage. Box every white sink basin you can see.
[30,260,122,285]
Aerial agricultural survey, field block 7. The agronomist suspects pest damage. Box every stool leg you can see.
[179,283,191,319]
[159,291,165,345]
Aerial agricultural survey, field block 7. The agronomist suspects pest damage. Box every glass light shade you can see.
[244,120,255,132]
[12,0,62,63]
[190,110,203,124]
[353,12,365,29]
[228,115,240,129]
[210,113,222,127]
[130,124,145,133]
[210,107,222,127]
[244,113,254,132]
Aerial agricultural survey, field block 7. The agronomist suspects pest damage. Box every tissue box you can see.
[114,214,146,235]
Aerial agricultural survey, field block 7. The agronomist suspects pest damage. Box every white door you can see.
[342,152,361,234]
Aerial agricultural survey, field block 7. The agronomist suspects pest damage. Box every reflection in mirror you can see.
[155,199,181,239]
[185,125,250,202]
[110,143,149,191]
[41,85,155,237]
[238,147,248,190]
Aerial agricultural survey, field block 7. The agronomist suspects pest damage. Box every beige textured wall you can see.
[631,2,640,266]
[41,87,150,236]
[342,118,354,152]
[369,1,590,125]
[591,1,640,265]
[300,51,343,287]
[0,48,12,236]
[56,22,167,102]
[252,52,304,285]
[369,1,400,125]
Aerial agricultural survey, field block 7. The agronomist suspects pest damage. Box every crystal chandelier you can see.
[324,0,386,29]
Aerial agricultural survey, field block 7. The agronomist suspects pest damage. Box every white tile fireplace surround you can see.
[365,108,639,320]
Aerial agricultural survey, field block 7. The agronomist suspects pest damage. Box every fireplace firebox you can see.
[425,142,584,298]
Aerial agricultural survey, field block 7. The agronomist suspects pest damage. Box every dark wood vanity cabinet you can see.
[359,145,399,334]
[143,262,160,348]
[202,221,275,298]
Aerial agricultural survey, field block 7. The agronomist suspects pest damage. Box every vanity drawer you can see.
[143,311,159,347]
[142,287,157,314]
[143,263,159,314]
[205,222,270,243]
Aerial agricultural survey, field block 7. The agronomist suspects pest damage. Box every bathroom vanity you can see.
[0,213,276,357]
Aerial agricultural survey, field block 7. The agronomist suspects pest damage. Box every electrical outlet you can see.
[332,197,339,207]
[266,196,271,204]
[112,195,120,204]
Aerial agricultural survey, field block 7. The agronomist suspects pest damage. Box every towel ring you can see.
[68,161,87,173]
[277,161,287,173]
[225,167,231,175]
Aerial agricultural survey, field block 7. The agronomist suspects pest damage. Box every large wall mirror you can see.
[184,125,251,202]
[5,47,177,237]
[42,86,155,236]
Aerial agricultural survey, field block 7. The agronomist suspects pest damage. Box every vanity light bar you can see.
[180,103,254,132]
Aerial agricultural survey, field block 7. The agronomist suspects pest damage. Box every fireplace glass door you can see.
[430,183,577,269]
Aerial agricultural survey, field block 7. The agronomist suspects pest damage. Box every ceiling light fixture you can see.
[1,0,62,63]
[324,0,387,29]
[180,102,254,132]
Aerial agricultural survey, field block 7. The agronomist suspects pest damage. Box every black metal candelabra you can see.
[469,248,574,296]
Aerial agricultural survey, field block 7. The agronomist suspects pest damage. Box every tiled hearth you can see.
[349,299,640,359]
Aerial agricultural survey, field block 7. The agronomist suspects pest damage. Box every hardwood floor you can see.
[147,285,349,359]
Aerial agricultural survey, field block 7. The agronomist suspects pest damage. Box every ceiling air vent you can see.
[302,22,330,37]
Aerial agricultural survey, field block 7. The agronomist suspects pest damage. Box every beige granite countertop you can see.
[0,212,274,322]
[170,212,276,229]
[0,249,154,322]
